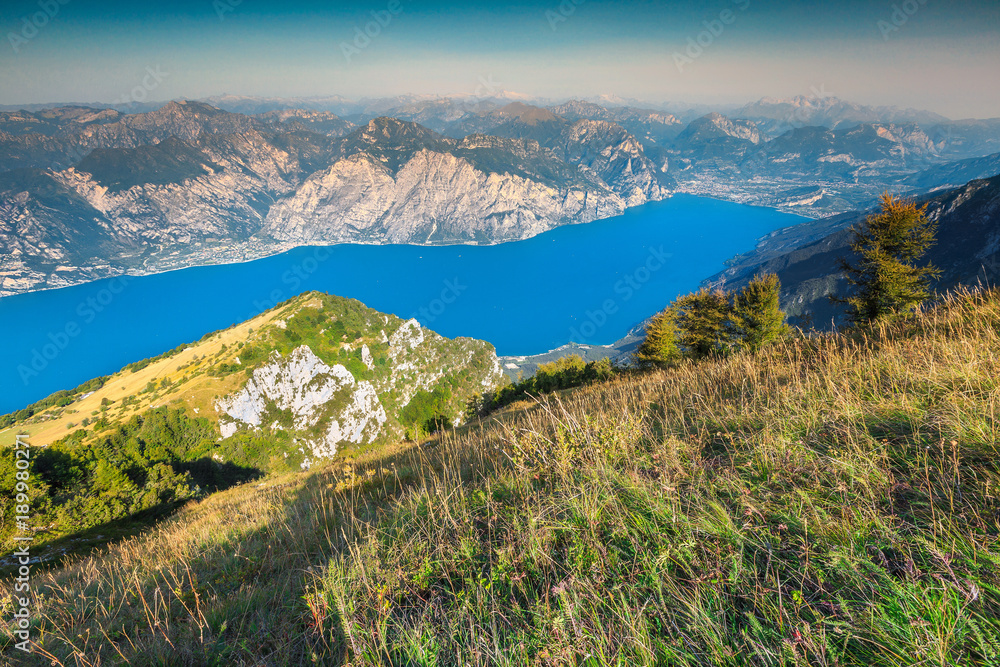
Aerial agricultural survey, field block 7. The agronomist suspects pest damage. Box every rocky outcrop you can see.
[216,346,387,459]
[213,295,506,463]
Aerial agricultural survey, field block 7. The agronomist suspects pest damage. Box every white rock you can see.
[215,345,387,460]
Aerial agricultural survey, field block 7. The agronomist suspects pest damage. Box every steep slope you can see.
[0,168,126,291]
[712,174,1000,326]
[0,108,667,296]
[8,288,1000,665]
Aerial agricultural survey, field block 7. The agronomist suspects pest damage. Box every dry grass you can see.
[0,305,289,450]
[4,288,1000,665]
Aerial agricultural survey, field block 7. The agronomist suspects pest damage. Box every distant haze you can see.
[0,0,997,118]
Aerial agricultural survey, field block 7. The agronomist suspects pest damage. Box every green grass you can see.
[4,288,1000,665]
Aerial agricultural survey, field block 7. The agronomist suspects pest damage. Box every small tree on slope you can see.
[636,309,681,366]
[835,193,940,325]
[729,273,788,353]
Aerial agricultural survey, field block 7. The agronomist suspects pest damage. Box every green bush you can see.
[0,408,260,546]
[470,355,618,418]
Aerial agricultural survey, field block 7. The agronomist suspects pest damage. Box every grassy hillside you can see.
[1,291,498,453]
[4,288,1000,665]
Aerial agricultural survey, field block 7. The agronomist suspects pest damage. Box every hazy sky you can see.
[1,0,997,118]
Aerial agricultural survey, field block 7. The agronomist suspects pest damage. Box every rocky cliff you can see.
[0,103,665,296]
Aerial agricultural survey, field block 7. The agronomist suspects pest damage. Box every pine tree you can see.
[673,288,730,358]
[835,193,940,324]
[636,309,680,366]
[729,273,788,353]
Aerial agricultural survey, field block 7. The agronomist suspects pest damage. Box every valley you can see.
[0,194,803,415]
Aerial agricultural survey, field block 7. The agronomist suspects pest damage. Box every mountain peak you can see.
[495,102,560,124]
[359,116,445,144]
[154,100,228,117]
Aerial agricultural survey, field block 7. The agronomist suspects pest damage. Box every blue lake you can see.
[0,194,806,414]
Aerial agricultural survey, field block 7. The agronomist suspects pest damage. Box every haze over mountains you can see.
[1,93,999,298]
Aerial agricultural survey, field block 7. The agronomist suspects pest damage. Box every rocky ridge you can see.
[0,104,665,296]
[4,291,505,469]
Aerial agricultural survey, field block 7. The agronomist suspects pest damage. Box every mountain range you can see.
[0,100,666,296]
[1,95,999,297]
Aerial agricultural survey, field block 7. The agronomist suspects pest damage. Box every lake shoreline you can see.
[0,192,820,301]
[0,195,809,414]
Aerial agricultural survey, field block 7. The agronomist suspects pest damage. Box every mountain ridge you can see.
[3,97,1000,298]
[0,105,666,296]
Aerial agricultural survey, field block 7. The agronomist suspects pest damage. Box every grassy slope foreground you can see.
[4,289,1000,665]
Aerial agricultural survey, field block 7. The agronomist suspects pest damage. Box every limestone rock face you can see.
[212,293,506,462]
[216,345,386,459]
[261,148,629,244]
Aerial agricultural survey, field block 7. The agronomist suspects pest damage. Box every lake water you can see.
[0,194,806,414]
